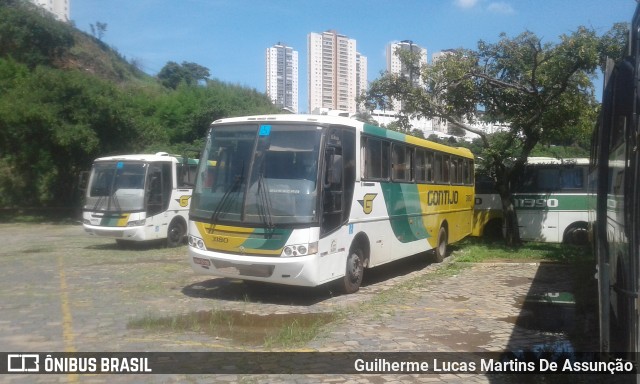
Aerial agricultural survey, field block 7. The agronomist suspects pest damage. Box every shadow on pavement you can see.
[488,252,635,383]
[181,251,434,306]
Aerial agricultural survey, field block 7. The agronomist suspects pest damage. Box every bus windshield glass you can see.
[191,124,322,225]
[85,162,147,212]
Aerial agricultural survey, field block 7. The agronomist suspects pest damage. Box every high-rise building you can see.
[30,0,70,22]
[383,40,427,114]
[266,43,299,113]
[308,30,367,114]
[431,49,456,63]
[386,40,427,84]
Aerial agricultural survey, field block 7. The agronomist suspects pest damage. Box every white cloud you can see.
[454,0,479,9]
[487,2,515,14]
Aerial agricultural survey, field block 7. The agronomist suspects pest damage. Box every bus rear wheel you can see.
[434,226,448,263]
[341,247,364,294]
[563,224,588,245]
[167,220,185,248]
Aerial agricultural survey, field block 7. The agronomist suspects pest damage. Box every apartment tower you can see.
[308,30,367,114]
[30,0,70,22]
[386,40,427,84]
[266,43,299,113]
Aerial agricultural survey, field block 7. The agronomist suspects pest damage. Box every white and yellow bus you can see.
[187,115,474,293]
[82,152,197,247]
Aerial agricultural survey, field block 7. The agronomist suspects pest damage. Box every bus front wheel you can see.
[434,226,448,263]
[341,247,364,294]
[167,220,185,247]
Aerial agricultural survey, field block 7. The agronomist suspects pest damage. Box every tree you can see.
[362,26,626,245]
[90,21,107,41]
[157,61,210,89]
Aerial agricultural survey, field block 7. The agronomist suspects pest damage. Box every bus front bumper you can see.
[83,224,148,242]
[188,246,319,287]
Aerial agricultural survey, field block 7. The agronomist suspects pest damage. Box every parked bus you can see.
[82,152,197,247]
[472,158,589,244]
[187,114,475,293]
[471,172,503,238]
[591,1,640,362]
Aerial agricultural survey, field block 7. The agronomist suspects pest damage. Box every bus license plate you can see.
[192,257,211,267]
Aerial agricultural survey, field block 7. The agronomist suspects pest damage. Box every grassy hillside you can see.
[0,0,278,208]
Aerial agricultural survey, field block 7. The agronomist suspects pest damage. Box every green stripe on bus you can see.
[380,183,429,243]
[363,124,408,142]
[240,228,293,250]
[512,194,588,211]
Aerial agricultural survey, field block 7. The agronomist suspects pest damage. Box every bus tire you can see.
[563,223,588,245]
[341,247,364,294]
[434,225,448,263]
[167,219,185,247]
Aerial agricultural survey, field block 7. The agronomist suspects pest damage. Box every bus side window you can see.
[415,149,426,182]
[442,155,450,183]
[178,163,197,188]
[425,151,434,183]
[560,167,585,190]
[463,159,471,185]
[392,144,412,182]
[434,154,443,183]
[450,158,460,184]
[363,136,390,180]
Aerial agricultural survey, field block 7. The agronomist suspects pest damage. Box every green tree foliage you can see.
[0,2,278,208]
[0,0,74,68]
[0,59,150,206]
[157,61,211,89]
[362,26,626,244]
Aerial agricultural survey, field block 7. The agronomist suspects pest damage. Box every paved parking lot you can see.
[0,223,611,383]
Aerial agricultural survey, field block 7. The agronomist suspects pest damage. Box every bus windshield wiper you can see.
[210,170,244,225]
[257,170,274,230]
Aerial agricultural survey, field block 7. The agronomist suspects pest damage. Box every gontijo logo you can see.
[175,195,191,207]
[358,193,377,214]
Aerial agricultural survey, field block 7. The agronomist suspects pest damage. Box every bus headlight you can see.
[281,242,317,257]
[127,219,146,227]
[188,235,206,250]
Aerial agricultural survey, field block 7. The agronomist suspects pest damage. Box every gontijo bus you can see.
[82,152,197,247]
[473,157,590,245]
[188,114,475,293]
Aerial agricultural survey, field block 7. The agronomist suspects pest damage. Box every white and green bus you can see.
[473,157,589,244]
[187,114,475,293]
[82,152,197,247]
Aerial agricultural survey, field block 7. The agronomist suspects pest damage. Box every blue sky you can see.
[72,0,636,112]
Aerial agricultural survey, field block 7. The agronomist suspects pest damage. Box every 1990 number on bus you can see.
[514,198,559,209]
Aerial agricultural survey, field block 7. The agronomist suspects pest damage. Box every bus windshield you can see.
[85,162,147,212]
[191,124,322,225]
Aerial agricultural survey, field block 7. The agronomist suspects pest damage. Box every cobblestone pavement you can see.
[0,223,605,383]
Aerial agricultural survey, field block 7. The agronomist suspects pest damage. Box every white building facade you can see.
[386,40,427,83]
[31,0,70,22]
[374,40,431,134]
[266,43,299,113]
[308,30,367,114]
